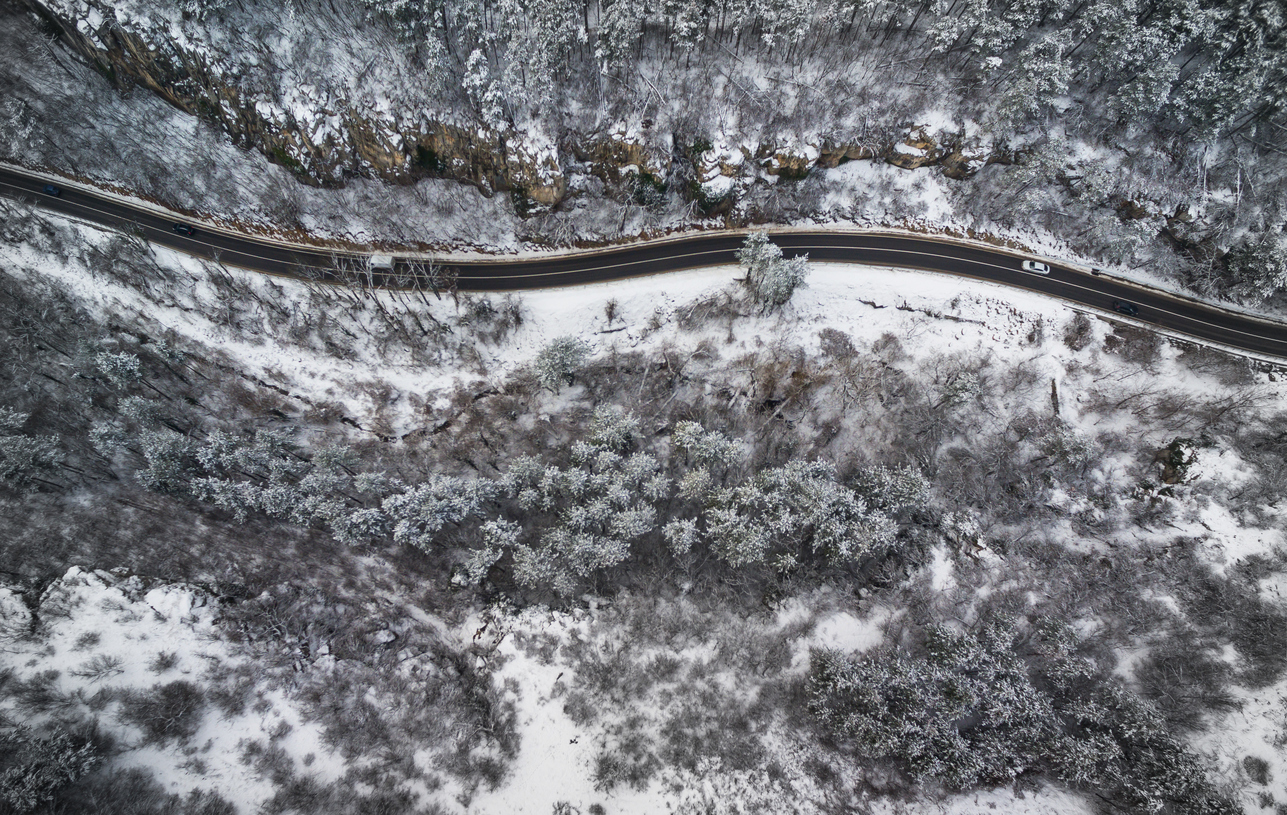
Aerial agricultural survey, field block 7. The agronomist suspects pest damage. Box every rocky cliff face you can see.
[22,0,574,204]
[21,0,1011,215]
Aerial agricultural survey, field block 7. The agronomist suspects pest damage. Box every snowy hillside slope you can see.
[2,203,1287,813]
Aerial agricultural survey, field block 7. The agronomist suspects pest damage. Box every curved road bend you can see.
[4,165,1287,359]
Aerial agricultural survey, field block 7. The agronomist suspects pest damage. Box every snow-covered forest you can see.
[4,190,1287,814]
[0,0,1284,303]
[3,0,1287,813]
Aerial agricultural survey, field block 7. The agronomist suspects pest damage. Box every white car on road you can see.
[1021,260,1050,274]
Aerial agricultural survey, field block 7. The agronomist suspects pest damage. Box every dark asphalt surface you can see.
[5,165,1287,359]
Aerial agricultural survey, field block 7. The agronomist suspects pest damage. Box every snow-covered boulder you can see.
[0,585,31,641]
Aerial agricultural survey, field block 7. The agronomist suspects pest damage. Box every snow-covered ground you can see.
[0,567,348,811]
[0,567,1102,815]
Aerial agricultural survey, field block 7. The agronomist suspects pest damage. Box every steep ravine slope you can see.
[20,0,1011,209]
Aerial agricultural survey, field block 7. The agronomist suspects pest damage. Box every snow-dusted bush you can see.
[1041,424,1094,470]
[936,370,981,408]
[939,509,982,548]
[118,681,207,745]
[0,726,100,813]
[535,336,593,392]
[850,464,930,514]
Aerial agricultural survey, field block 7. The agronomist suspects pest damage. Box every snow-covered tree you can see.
[851,464,930,513]
[137,429,192,493]
[499,407,668,593]
[93,351,143,388]
[189,429,314,521]
[119,395,162,427]
[382,475,497,553]
[175,0,232,21]
[584,405,641,451]
[596,0,649,67]
[462,49,508,130]
[661,0,709,48]
[535,336,593,392]
[668,421,746,507]
[992,34,1072,131]
[330,507,392,546]
[1225,233,1287,303]
[700,459,897,568]
[89,419,128,457]
[195,429,300,480]
[298,444,358,497]
[0,727,100,813]
[736,231,809,312]
[190,477,261,522]
[671,421,746,469]
[457,519,520,585]
[0,411,62,492]
[662,517,700,555]
[0,408,24,434]
[0,434,63,492]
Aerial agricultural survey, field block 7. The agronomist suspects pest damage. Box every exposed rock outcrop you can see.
[21,0,1014,215]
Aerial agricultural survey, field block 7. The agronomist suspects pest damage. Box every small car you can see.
[1112,300,1139,316]
[172,223,196,236]
[1021,260,1051,275]
[1090,267,1103,276]
[42,184,61,196]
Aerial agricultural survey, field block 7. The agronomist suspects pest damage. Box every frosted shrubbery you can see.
[0,726,100,813]
[0,408,64,493]
[809,617,1239,815]
[108,397,927,595]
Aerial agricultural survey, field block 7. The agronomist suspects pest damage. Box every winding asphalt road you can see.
[4,165,1287,359]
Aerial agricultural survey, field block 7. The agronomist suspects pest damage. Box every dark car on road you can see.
[172,223,196,236]
[1112,300,1139,316]
[42,184,61,196]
